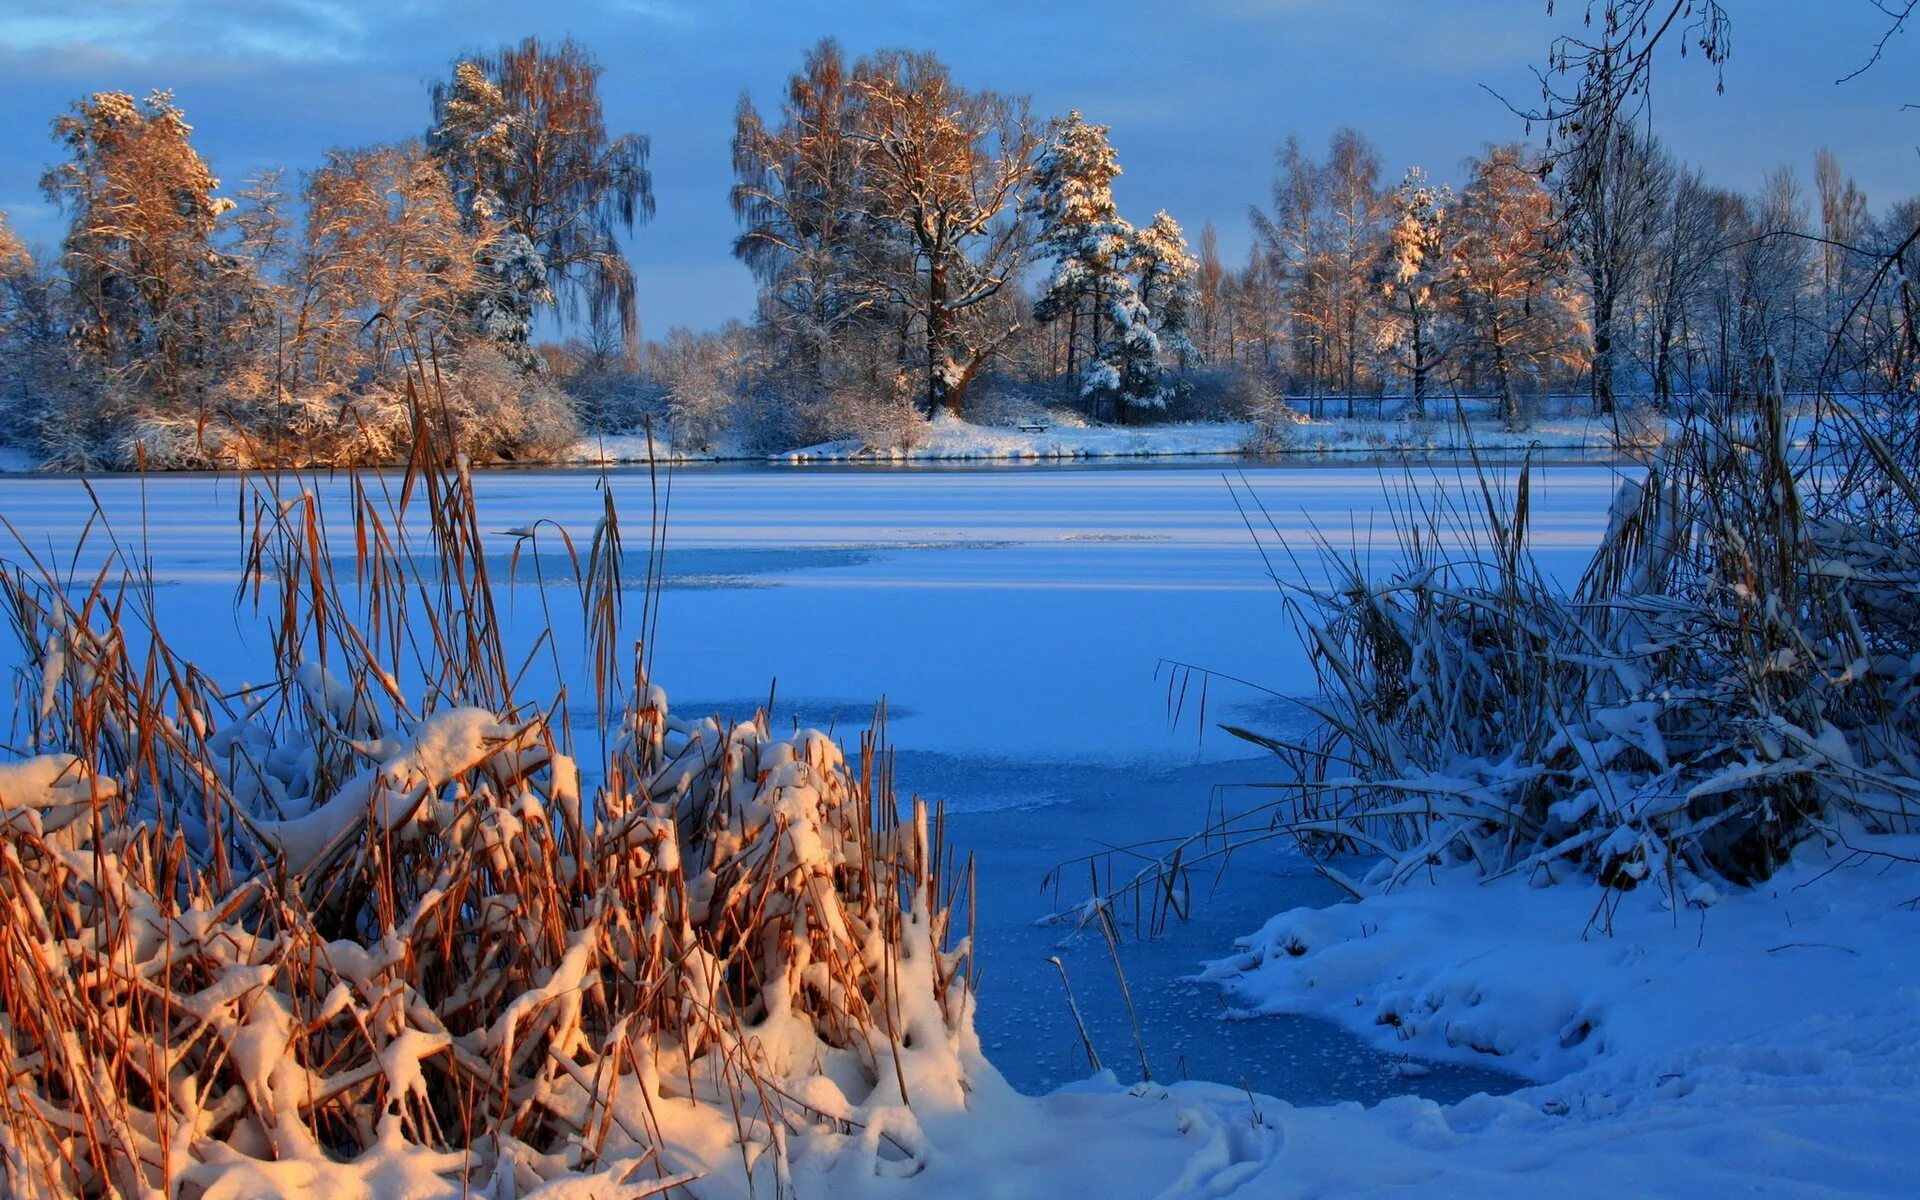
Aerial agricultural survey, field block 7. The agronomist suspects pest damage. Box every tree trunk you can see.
[1591,276,1617,415]
[1492,328,1517,431]
[925,257,954,418]
[1409,302,1428,419]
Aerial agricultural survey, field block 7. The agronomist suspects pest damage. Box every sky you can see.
[0,0,1915,337]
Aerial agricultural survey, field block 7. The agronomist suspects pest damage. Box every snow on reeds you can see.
[1142,384,1920,919]
[0,365,978,1197]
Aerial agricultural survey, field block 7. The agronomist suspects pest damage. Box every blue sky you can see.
[0,0,1913,335]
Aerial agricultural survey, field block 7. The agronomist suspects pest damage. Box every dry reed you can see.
[0,357,976,1197]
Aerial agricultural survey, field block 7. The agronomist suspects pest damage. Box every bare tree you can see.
[1195,221,1227,363]
[1642,166,1731,404]
[1556,125,1672,413]
[851,50,1039,417]
[731,39,877,401]
[1323,129,1389,411]
[1251,136,1330,407]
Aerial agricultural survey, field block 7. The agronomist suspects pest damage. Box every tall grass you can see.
[0,357,976,1197]
[1139,382,1920,920]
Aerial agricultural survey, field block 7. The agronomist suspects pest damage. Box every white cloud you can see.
[0,0,380,64]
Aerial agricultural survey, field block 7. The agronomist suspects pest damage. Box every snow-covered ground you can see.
[1,458,1913,1196]
[562,410,1645,466]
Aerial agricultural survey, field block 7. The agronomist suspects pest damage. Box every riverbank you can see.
[566,410,1655,466]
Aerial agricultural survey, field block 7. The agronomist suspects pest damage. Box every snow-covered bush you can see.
[1297,397,1914,893]
[0,378,979,1197]
[438,345,580,463]
[801,373,929,454]
[1238,377,1308,455]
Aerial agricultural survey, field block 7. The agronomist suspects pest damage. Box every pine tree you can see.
[1134,211,1198,361]
[1380,168,1453,417]
[1028,111,1151,419]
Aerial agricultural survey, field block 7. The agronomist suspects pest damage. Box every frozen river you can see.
[0,457,1630,1101]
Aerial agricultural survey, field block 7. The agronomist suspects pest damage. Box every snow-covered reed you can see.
[0,368,979,1197]
[1148,384,1920,916]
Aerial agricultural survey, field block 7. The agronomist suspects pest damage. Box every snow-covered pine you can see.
[1132,211,1199,363]
[1379,167,1453,418]
[0,375,981,1198]
[1028,112,1164,416]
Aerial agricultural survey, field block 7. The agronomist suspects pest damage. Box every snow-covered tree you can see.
[1100,284,1166,416]
[295,142,477,386]
[731,39,879,402]
[852,50,1037,418]
[430,38,653,353]
[1133,210,1199,361]
[1029,111,1170,417]
[1030,110,1132,390]
[41,90,233,405]
[0,212,29,338]
[1251,129,1390,411]
[1451,145,1585,430]
[1379,167,1454,416]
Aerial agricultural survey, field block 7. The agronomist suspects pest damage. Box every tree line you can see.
[1,33,1916,466]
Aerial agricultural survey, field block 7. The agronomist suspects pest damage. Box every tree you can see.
[0,213,32,347]
[1557,124,1672,414]
[1642,166,1729,404]
[430,38,653,351]
[731,38,876,401]
[1379,168,1454,416]
[1134,212,1198,363]
[851,50,1038,418]
[1028,110,1140,416]
[1814,147,1872,384]
[1251,130,1390,413]
[648,324,747,451]
[1194,221,1227,363]
[41,90,232,405]
[1252,136,1330,403]
[1451,145,1585,429]
[1322,128,1388,410]
[1730,167,1815,398]
[292,142,478,391]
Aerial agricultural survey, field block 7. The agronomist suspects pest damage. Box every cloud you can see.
[0,0,381,65]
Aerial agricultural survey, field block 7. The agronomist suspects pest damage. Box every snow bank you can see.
[566,412,1650,467]
[780,412,1647,463]
[1207,836,1920,1084]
